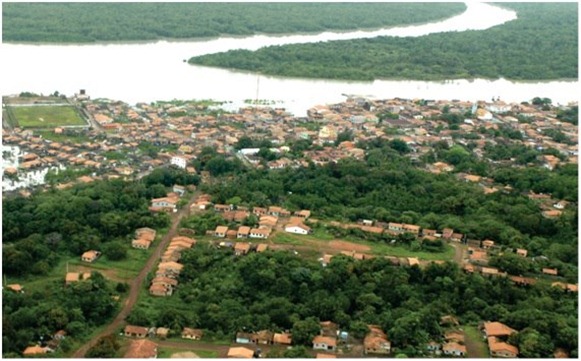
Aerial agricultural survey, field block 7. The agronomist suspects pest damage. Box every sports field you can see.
[7,105,86,128]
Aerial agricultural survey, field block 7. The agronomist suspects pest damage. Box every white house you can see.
[285,223,312,235]
[170,156,187,169]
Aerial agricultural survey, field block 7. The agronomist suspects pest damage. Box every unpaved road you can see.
[72,194,197,358]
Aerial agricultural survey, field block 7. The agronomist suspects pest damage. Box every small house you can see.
[215,226,228,238]
[182,328,203,340]
[312,335,337,351]
[237,226,251,239]
[234,242,251,256]
[442,342,466,357]
[81,250,100,263]
[364,325,391,355]
[124,325,149,338]
[273,332,292,345]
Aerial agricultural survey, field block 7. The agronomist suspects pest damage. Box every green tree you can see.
[291,317,320,346]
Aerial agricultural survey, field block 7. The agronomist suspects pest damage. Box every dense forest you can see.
[2,3,465,43]
[128,245,578,358]
[2,167,198,278]
[189,3,578,81]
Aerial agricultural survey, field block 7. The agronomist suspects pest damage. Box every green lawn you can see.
[8,105,86,128]
[464,325,490,358]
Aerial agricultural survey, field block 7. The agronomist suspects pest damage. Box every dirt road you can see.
[72,194,197,358]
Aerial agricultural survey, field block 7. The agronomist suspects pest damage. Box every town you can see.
[2,90,577,359]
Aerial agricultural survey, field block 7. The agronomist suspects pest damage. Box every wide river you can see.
[1,2,578,116]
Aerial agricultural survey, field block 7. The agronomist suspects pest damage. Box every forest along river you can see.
[1,2,578,117]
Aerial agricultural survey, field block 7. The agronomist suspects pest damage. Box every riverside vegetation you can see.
[189,3,578,81]
[2,3,465,43]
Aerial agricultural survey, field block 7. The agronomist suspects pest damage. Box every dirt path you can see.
[72,193,198,358]
[450,242,466,264]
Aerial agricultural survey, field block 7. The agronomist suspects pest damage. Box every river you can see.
[0,2,577,117]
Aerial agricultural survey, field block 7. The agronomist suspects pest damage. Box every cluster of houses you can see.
[3,95,577,228]
[121,324,204,358]
[330,220,464,242]
[231,321,390,358]
[482,322,519,358]
[205,201,312,240]
[149,235,196,297]
[131,227,157,250]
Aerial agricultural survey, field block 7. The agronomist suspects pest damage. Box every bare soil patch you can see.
[328,240,371,253]
[70,265,127,282]
[171,351,200,358]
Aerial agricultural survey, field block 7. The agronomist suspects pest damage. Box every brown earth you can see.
[328,240,371,253]
[68,265,128,282]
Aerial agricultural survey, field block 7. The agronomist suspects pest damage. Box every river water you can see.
[0,2,577,117]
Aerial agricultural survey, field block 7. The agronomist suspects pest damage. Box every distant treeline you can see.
[2,3,465,43]
[189,3,578,81]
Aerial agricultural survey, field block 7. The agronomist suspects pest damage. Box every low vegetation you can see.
[6,105,86,128]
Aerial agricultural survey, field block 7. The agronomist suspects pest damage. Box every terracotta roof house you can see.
[182,328,203,340]
[542,268,558,276]
[158,261,184,274]
[124,325,149,338]
[483,322,516,338]
[135,227,157,242]
[442,342,467,357]
[488,337,519,358]
[227,347,255,358]
[171,236,196,245]
[445,330,465,343]
[364,325,391,355]
[295,210,312,218]
[516,248,528,257]
[151,276,178,288]
[81,250,101,263]
[132,239,152,250]
[215,225,229,238]
[237,226,251,238]
[249,228,270,239]
[156,327,170,339]
[124,339,158,358]
[482,240,495,249]
[234,242,251,256]
[22,345,48,356]
[313,335,337,351]
[273,332,292,345]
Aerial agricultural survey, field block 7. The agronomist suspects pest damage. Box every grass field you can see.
[464,325,490,358]
[7,105,86,128]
